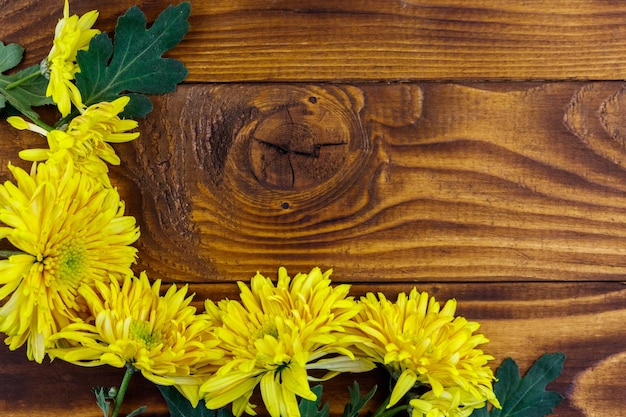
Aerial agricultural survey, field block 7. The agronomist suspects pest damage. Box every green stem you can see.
[54,109,80,130]
[28,116,54,132]
[111,365,136,417]
[379,405,409,417]
[371,395,408,417]
[5,69,41,90]
[0,250,23,259]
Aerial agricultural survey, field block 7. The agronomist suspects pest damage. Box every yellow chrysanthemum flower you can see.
[350,289,500,415]
[48,272,224,406]
[0,161,139,363]
[10,96,139,187]
[46,0,100,116]
[199,267,374,417]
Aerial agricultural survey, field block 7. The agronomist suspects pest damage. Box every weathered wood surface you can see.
[3,0,626,416]
[108,82,626,283]
[4,1,626,81]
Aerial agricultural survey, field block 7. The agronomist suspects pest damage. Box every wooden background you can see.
[1,1,626,416]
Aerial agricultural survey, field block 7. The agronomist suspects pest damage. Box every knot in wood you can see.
[250,98,352,191]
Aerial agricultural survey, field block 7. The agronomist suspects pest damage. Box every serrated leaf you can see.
[92,387,112,417]
[489,353,565,417]
[342,382,377,417]
[0,42,51,119]
[76,2,190,118]
[299,385,330,417]
[158,385,232,417]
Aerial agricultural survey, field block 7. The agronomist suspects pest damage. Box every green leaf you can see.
[0,41,23,72]
[299,385,330,417]
[469,405,489,417]
[0,41,51,120]
[92,387,112,417]
[76,2,191,118]
[126,405,148,417]
[488,353,565,417]
[342,382,377,417]
[158,385,233,417]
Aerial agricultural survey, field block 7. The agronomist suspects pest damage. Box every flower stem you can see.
[371,395,408,417]
[111,365,136,417]
[378,405,409,417]
[0,250,23,259]
[28,116,54,132]
[5,69,42,90]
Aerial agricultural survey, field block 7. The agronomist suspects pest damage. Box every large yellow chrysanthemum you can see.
[47,272,224,406]
[350,289,499,416]
[9,96,139,187]
[199,267,374,417]
[0,161,139,363]
[46,0,100,116]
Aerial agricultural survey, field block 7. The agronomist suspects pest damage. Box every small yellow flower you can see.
[350,289,499,414]
[0,161,139,363]
[15,96,139,186]
[410,386,487,417]
[48,272,224,406]
[46,0,100,116]
[200,267,374,417]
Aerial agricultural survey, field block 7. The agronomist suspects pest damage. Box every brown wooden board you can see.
[6,82,622,284]
[3,1,626,81]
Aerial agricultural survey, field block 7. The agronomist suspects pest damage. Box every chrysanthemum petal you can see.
[260,372,282,417]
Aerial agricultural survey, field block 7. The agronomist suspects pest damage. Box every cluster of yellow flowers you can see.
[0,2,500,417]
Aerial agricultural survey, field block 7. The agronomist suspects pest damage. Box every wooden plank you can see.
[5,82,626,282]
[4,82,622,283]
[1,281,624,417]
[3,1,626,81]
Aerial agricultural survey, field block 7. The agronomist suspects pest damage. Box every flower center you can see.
[44,238,88,288]
[250,320,278,344]
[247,318,280,356]
[130,319,161,349]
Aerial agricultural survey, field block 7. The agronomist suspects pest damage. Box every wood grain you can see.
[86,82,626,283]
[3,1,626,82]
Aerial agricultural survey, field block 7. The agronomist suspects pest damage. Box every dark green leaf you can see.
[469,405,489,417]
[0,41,23,73]
[158,385,233,417]
[0,42,51,119]
[490,353,565,417]
[299,385,330,417]
[76,2,191,118]
[342,382,377,417]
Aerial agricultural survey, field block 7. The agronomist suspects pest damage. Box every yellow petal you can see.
[260,372,281,417]
[281,364,316,401]
[389,369,418,408]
